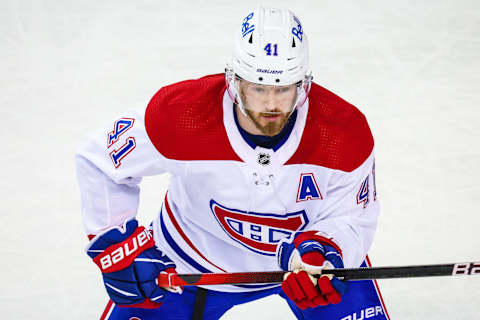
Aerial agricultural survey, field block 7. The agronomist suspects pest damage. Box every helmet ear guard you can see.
[294,72,313,114]
[226,7,312,115]
[225,67,247,116]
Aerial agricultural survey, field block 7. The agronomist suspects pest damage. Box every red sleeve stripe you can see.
[164,193,227,272]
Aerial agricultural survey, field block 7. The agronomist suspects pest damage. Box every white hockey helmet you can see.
[226,7,312,115]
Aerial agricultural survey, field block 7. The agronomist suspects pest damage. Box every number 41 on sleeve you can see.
[107,118,136,168]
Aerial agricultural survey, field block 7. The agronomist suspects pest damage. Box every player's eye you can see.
[275,86,291,94]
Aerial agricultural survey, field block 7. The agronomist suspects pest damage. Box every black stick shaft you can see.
[324,262,480,280]
[158,262,480,286]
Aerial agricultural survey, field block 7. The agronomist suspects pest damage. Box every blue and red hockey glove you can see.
[86,219,181,308]
[276,230,348,310]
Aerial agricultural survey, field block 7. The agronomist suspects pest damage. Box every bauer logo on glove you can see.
[86,219,181,308]
[94,226,153,272]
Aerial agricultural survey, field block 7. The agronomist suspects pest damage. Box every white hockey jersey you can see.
[76,74,379,292]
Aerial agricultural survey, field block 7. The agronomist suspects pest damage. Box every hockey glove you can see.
[86,219,180,308]
[276,230,348,310]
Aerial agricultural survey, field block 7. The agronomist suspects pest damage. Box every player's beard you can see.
[245,108,290,136]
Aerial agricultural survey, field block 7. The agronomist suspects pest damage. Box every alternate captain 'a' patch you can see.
[296,173,323,202]
[210,200,309,256]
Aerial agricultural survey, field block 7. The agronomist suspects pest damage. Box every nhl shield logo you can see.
[257,153,271,165]
[210,200,309,256]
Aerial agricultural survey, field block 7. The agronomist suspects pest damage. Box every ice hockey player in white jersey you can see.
[76,6,390,320]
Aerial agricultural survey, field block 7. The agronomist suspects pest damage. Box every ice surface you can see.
[1,0,479,318]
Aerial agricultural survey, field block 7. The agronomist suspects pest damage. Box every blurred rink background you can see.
[2,0,479,318]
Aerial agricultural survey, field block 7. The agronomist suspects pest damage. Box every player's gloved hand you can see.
[276,230,348,309]
[86,219,181,308]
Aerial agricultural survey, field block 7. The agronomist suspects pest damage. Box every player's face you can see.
[239,80,298,136]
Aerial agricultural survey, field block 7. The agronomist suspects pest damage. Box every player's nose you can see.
[264,92,278,108]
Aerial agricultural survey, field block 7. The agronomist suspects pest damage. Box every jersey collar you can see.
[222,90,309,169]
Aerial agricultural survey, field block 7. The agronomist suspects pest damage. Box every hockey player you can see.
[77,7,390,320]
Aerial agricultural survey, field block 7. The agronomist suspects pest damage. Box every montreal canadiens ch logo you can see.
[210,200,309,256]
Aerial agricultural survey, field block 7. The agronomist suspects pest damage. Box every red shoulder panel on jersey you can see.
[145,74,243,162]
[286,83,374,172]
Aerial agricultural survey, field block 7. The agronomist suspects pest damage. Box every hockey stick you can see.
[157,262,480,287]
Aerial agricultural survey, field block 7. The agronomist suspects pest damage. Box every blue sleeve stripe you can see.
[160,210,281,290]
[160,211,212,274]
